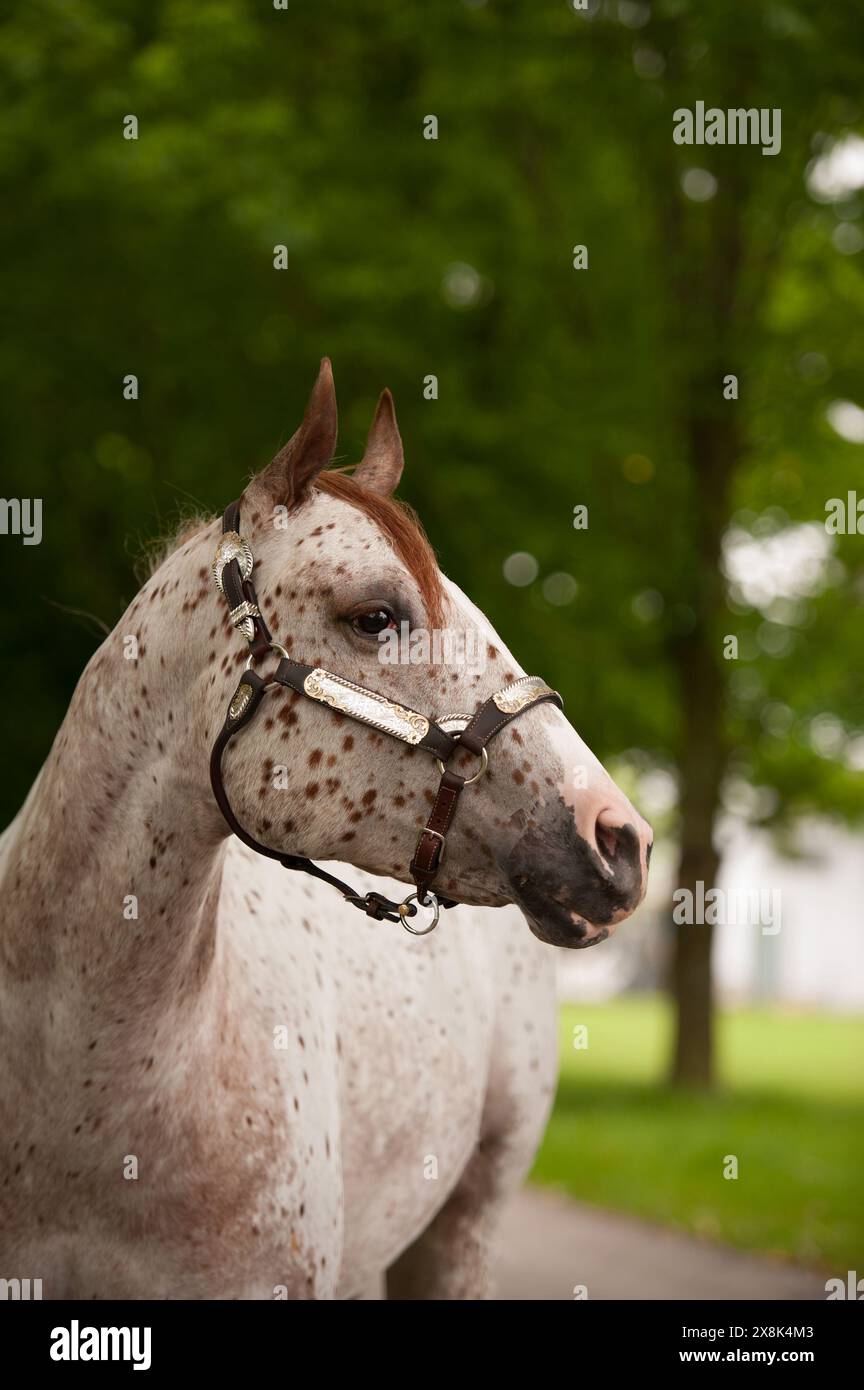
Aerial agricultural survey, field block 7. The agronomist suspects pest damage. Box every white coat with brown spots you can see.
[0,362,651,1299]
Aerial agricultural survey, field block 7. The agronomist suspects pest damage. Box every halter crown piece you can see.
[209,500,563,934]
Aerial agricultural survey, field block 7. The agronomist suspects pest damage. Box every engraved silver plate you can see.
[492,676,554,715]
[303,669,430,745]
[436,714,471,735]
[229,681,255,721]
[212,531,254,596]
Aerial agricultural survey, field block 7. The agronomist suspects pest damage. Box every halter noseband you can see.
[209,499,563,934]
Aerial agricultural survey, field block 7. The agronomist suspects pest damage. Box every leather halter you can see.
[209,499,563,934]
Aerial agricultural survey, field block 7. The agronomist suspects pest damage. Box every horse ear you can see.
[248,358,337,509]
[353,389,404,496]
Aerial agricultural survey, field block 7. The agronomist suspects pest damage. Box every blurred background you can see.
[1,0,862,1281]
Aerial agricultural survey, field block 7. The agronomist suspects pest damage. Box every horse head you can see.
[212,360,653,948]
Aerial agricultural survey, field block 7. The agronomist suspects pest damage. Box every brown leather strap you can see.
[458,687,563,756]
[410,769,466,902]
[209,671,439,923]
[210,669,273,856]
[221,502,273,660]
[272,657,457,762]
[409,684,563,900]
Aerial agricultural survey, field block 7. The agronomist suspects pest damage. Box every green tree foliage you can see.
[1,1,861,1080]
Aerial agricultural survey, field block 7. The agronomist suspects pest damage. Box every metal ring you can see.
[398,892,440,936]
[244,641,290,673]
[435,745,488,785]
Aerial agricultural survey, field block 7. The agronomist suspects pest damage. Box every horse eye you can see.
[351,608,397,636]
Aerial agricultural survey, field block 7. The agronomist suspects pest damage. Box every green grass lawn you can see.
[531,997,864,1270]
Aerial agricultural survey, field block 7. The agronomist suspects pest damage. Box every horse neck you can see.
[0,521,235,1027]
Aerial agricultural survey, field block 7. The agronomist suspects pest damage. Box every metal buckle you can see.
[398,892,440,936]
[420,828,446,864]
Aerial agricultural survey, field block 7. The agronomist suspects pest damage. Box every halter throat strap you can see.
[209,499,563,931]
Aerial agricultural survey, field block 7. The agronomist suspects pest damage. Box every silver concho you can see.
[492,676,554,715]
[303,669,430,745]
[229,681,255,722]
[212,531,254,596]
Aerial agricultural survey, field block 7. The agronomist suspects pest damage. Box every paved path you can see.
[494,1187,827,1301]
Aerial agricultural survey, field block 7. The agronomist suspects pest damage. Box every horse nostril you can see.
[596,823,619,862]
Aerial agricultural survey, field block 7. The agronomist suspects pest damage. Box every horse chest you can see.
[0,1038,342,1299]
[224,881,501,1288]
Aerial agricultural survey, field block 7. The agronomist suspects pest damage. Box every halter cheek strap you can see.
[209,500,563,933]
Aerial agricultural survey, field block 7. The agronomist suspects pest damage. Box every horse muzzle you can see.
[504,805,651,949]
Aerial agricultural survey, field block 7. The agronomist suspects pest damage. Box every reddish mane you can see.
[313,472,446,629]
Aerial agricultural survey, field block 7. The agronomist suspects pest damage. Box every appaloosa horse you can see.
[0,361,651,1299]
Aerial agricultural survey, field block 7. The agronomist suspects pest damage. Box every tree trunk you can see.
[667,410,737,1087]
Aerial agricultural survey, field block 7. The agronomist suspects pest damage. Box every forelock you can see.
[310,472,446,628]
